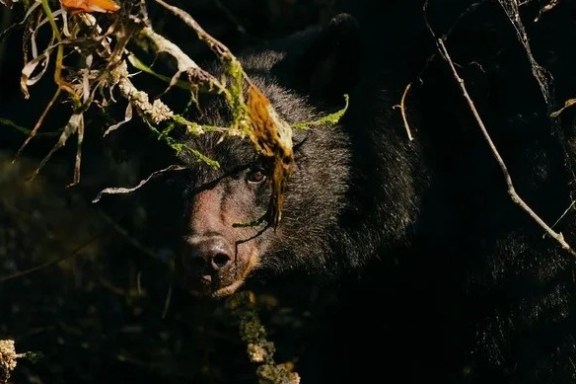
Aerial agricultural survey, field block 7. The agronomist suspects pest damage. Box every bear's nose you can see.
[183,236,233,276]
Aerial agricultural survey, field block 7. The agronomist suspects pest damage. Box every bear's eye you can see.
[246,167,267,184]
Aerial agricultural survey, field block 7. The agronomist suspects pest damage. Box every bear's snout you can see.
[178,232,262,298]
[182,235,233,281]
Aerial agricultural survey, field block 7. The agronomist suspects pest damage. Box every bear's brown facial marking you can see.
[176,167,272,297]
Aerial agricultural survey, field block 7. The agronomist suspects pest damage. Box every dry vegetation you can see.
[1,0,576,383]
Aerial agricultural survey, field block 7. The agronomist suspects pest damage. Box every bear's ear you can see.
[272,13,363,107]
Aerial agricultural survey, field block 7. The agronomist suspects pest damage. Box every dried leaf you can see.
[20,52,51,99]
[246,83,294,227]
[69,113,85,187]
[535,0,559,22]
[550,98,576,118]
[0,0,18,8]
[29,10,63,58]
[104,103,133,136]
[59,0,120,14]
[81,55,93,103]
[34,112,83,179]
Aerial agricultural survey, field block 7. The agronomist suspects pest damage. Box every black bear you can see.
[174,13,426,298]
[173,4,576,384]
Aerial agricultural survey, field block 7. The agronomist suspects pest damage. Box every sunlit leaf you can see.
[292,95,349,130]
[59,0,120,14]
[245,82,294,227]
[127,53,200,93]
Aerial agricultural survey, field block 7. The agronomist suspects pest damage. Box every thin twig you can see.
[416,0,488,85]
[435,37,575,255]
[393,82,414,141]
[154,0,234,61]
[161,285,172,319]
[550,200,576,230]
[14,88,61,160]
[0,232,104,284]
[96,210,158,259]
[498,0,553,106]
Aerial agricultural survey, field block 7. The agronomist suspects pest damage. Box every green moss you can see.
[292,94,349,130]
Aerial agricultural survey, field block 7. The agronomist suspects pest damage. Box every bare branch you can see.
[154,0,235,61]
[92,163,186,203]
[137,26,226,95]
[435,37,575,255]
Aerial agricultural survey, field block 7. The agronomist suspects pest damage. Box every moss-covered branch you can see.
[226,292,300,384]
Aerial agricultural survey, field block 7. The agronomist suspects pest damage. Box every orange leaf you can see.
[60,0,120,14]
[246,83,294,227]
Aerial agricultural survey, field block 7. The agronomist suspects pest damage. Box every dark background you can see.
[2,0,576,383]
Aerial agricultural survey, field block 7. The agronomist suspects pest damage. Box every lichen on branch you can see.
[0,339,25,384]
[226,292,301,384]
